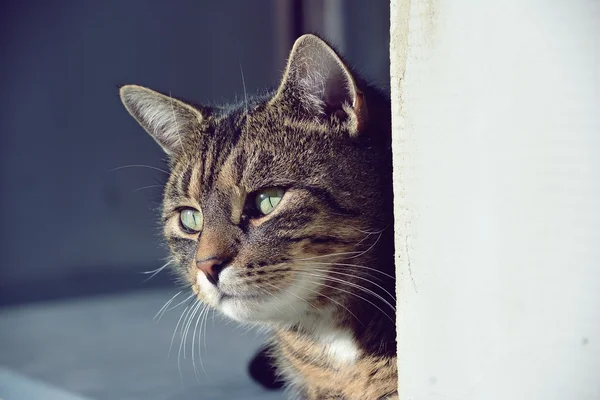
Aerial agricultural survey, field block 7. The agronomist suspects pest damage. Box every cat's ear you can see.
[119,85,204,156]
[272,34,367,133]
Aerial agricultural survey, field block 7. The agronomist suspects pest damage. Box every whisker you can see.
[153,290,182,321]
[299,270,396,312]
[109,164,169,175]
[262,281,302,316]
[296,261,395,280]
[201,305,212,365]
[353,232,373,247]
[346,232,382,260]
[142,260,173,282]
[352,227,387,247]
[169,303,192,358]
[291,229,384,265]
[190,303,202,380]
[192,303,209,379]
[177,304,194,356]
[239,64,249,112]
[261,285,288,316]
[182,301,201,360]
[163,292,195,315]
[300,275,395,323]
[132,184,163,193]
[293,250,364,262]
[291,278,364,326]
[292,271,396,322]
[350,223,391,235]
[302,267,396,304]
[141,260,172,274]
[177,301,199,382]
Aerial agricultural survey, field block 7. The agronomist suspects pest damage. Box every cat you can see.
[119,34,396,400]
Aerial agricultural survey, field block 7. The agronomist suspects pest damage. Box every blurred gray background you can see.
[0,1,389,399]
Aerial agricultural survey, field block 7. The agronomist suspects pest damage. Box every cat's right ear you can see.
[271,34,368,134]
[119,85,204,156]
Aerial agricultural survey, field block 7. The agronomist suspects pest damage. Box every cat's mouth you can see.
[218,292,263,302]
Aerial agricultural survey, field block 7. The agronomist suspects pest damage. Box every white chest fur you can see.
[316,330,360,364]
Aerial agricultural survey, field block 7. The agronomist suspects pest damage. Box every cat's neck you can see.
[278,280,396,360]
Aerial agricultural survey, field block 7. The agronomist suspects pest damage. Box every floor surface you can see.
[0,289,285,400]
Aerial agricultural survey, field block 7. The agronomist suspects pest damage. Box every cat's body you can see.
[120,34,396,399]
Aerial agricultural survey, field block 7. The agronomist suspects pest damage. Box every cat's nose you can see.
[196,257,226,285]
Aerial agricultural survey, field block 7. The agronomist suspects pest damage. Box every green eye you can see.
[255,188,284,216]
[179,208,203,233]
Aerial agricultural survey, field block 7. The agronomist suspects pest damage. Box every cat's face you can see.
[120,35,389,326]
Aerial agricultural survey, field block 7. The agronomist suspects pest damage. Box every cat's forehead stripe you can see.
[179,164,193,197]
[165,172,179,200]
[189,161,202,200]
[166,116,245,203]
[232,148,246,187]
[168,162,187,199]
[205,125,233,192]
[201,142,215,191]
[207,116,246,191]
[194,125,210,186]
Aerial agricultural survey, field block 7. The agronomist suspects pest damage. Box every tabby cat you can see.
[119,34,396,399]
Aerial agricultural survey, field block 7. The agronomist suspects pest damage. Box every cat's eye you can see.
[179,208,203,233]
[254,188,284,216]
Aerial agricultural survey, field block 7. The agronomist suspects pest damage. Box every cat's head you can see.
[119,35,392,327]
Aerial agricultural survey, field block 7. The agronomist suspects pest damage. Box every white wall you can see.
[391,1,600,399]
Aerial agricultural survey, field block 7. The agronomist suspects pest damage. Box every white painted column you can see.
[391,1,600,399]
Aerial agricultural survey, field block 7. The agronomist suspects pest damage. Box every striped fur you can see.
[120,34,396,399]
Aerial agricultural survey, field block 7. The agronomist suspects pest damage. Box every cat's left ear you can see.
[272,34,368,134]
[119,85,204,156]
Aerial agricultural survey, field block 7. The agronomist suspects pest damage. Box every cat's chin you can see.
[218,291,308,326]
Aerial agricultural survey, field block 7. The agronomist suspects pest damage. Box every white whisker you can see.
[109,164,169,175]
[350,224,391,235]
[169,303,191,358]
[240,64,249,112]
[164,292,195,315]
[142,260,173,282]
[303,267,396,304]
[299,270,396,312]
[132,184,163,193]
[292,278,364,325]
[201,306,212,362]
[182,301,201,360]
[192,303,209,379]
[177,301,198,382]
[293,250,363,262]
[346,232,382,260]
[153,290,182,321]
[292,271,395,323]
[296,261,395,280]
[262,281,302,316]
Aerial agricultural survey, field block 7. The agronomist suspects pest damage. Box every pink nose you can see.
[196,257,225,285]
